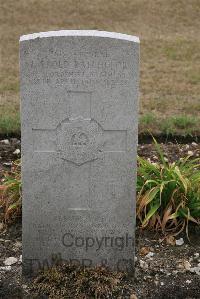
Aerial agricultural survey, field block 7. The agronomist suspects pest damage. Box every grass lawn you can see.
[0,0,200,135]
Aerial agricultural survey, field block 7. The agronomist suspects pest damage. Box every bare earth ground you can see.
[0,0,200,135]
[0,139,200,298]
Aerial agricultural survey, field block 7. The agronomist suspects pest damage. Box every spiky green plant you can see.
[137,138,200,236]
[0,160,21,223]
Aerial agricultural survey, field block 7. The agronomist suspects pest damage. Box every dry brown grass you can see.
[0,0,200,134]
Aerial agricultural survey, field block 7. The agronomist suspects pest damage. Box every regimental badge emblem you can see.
[56,117,104,165]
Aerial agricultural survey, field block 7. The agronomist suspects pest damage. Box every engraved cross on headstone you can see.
[33,91,127,165]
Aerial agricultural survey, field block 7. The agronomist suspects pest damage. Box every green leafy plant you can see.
[137,138,200,237]
[0,160,22,224]
[160,115,199,136]
[172,115,197,130]
[140,113,157,126]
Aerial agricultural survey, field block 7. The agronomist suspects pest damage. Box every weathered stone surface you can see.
[20,30,139,274]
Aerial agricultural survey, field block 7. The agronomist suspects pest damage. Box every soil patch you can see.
[0,224,200,298]
[0,139,199,298]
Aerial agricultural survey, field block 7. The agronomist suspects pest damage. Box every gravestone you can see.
[20,30,139,274]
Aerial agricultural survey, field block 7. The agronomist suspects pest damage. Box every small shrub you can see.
[160,118,175,135]
[140,113,156,126]
[160,115,199,136]
[0,114,20,135]
[137,138,200,237]
[0,160,21,224]
[172,115,197,130]
[32,264,132,299]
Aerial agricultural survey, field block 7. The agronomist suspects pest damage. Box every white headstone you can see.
[20,30,139,274]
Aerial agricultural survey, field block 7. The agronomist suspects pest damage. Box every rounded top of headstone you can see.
[20,30,140,43]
